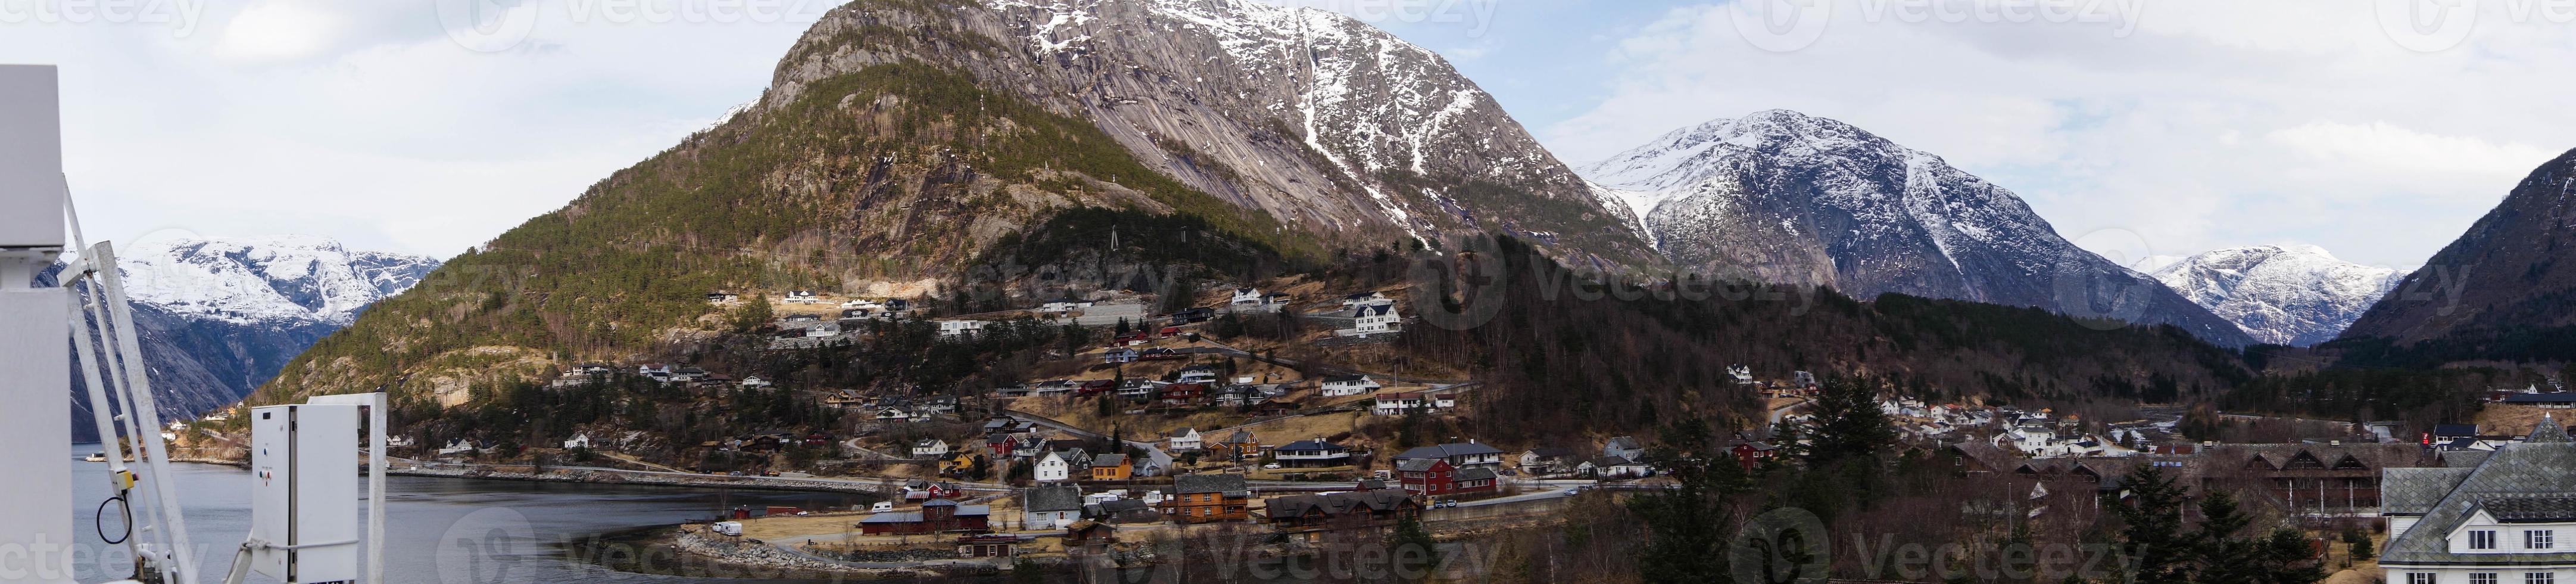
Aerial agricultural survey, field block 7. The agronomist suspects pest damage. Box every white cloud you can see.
[2268,121,2560,181]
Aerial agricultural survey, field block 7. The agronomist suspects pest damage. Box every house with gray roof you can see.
[1393,442,1505,470]
[2382,416,2576,583]
[1021,486,1086,529]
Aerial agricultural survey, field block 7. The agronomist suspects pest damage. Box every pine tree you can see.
[1807,376,1897,465]
[2109,465,2196,583]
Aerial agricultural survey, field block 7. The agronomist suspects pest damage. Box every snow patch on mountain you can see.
[1575,109,2254,346]
[116,235,441,328]
[2150,245,2408,346]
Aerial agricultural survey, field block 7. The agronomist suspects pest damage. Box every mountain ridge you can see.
[2338,147,2576,363]
[1577,109,2256,347]
[2150,244,2407,347]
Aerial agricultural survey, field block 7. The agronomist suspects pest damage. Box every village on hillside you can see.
[163,279,2576,579]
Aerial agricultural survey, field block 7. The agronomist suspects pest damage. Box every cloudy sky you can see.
[14,0,2573,272]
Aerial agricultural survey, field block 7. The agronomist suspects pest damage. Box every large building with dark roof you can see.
[2382,417,2576,582]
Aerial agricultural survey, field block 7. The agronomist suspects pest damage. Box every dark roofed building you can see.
[1264,489,1423,534]
[1162,474,1251,523]
[858,499,993,535]
[1393,442,1505,470]
[2382,416,2576,581]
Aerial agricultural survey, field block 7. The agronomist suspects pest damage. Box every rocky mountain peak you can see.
[1579,110,2254,346]
[2150,244,2407,346]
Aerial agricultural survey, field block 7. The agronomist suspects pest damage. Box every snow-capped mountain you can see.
[2150,245,2408,346]
[2342,147,2576,358]
[118,235,438,328]
[768,0,1657,265]
[65,237,438,440]
[1579,110,2254,346]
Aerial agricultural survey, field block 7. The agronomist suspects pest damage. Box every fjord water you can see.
[67,446,876,583]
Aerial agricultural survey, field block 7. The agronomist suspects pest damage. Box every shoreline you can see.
[386,464,906,496]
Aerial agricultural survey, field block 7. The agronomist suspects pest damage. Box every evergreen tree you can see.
[1807,376,1897,465]
[1390,515,1440,583]
[2109,465,2196,583]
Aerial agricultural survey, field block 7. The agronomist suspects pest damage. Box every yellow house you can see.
[941,453,981,476]
[1091,453,1133,481]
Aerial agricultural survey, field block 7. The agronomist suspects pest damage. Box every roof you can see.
[1024,486,1085,512]
[1323,375,1370,384]
[1173,474,1250,496]
[1266,490,1417,519]
[2505,393,2576,404]
[1395,443,1505,461]
[1605,436,1642,450]
[1525,447,1578,459]
[1353,304,1394,317]
[1395,458,1442,472]
[1278,440,1346,452]
[2379,468,2475,515]
[2485,497,2576,523]
[1455,467,1498,482]
[1093,453,1128,467]
[2382,416,2576,566]
[1587,456,1638,467]
[2434,423,2481,437]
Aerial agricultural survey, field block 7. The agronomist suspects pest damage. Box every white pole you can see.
[0,63,74,584]
[91,241,203,583]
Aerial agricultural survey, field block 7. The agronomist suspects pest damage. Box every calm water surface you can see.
[67,446,881,583]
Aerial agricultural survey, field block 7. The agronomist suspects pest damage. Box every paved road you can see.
[1000,409,1175,473]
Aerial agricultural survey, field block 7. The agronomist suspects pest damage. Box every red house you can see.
[1394,458,1496,497]
[1077,380,1115,396]
[859,499,992,535]
[1160,383,1206,405]
[1727,439,1778,470]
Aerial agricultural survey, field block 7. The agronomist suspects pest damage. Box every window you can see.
[2474,573,2499,584]
[2528,573,2555,584]
[2531,529,2556,550]
[2474,530,2500,549]
[2408,574,2436,584]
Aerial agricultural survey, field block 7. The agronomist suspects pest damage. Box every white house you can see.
[1021,486,1086,529]
[937,319,986,338]
[563,433,592,449]
[436,439,479,457]
[743,376,773,389]
[913,439,950,458]
[1342,291,1392,307]
[1320,375,1381,397]
[806,322,844,338]
[2382,417,2576,583]
[1371,391,1429,416]
[1338,303,1403,337]
[1039,298,1094,315]
[1602,436,1646,461]
[1167,428,1203,452]
[1035,449,1090,483]
[1230,288,1264,306]
[1176,366,1220,386]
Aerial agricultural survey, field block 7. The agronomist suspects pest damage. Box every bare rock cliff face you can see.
[760,0,1658,266]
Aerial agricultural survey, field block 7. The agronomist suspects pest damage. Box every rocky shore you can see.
[388,463,901,495]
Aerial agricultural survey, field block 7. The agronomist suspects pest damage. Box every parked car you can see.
[1563,488,1580,496]
[869,501,896,513]
[1438,500,1459,508]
